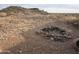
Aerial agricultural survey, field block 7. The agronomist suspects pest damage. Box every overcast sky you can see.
[0,4,79,13]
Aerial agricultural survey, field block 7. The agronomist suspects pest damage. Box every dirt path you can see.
[4,21,79,54]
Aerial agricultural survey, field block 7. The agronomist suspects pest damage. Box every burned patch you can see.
[36,26,72,42]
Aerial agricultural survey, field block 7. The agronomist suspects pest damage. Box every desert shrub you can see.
[30,8,39,11]
[30,8,48,15]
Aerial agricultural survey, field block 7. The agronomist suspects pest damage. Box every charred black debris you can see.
[36,26,72,42]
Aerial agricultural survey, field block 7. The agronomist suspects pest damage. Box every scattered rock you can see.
[37,26,72,42]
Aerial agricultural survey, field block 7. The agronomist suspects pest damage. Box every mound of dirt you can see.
[0,6,48,16]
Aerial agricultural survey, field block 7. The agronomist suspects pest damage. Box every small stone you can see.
[51,34,54,36]
[50,38,54,40]
[19,50,22,53]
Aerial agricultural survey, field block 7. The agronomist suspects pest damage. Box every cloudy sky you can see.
[0,4,79,13]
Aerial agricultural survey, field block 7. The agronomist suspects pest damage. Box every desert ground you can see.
[0,6,79,54]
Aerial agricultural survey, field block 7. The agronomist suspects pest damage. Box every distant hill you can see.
[0,6,48,16]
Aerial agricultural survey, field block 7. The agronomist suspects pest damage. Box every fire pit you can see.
[37,26,72,42]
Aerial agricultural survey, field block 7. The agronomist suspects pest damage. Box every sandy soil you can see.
[0,6,79,54]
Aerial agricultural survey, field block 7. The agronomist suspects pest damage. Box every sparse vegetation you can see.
[0,6,48,16]
[0,6,79,53]
[0,6,24,13]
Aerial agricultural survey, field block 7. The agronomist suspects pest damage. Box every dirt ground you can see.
[0,6,79,54]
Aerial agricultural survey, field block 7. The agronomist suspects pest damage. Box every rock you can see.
[19,50,22,53]
[39,25,72,42]
[50,37,54,40]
